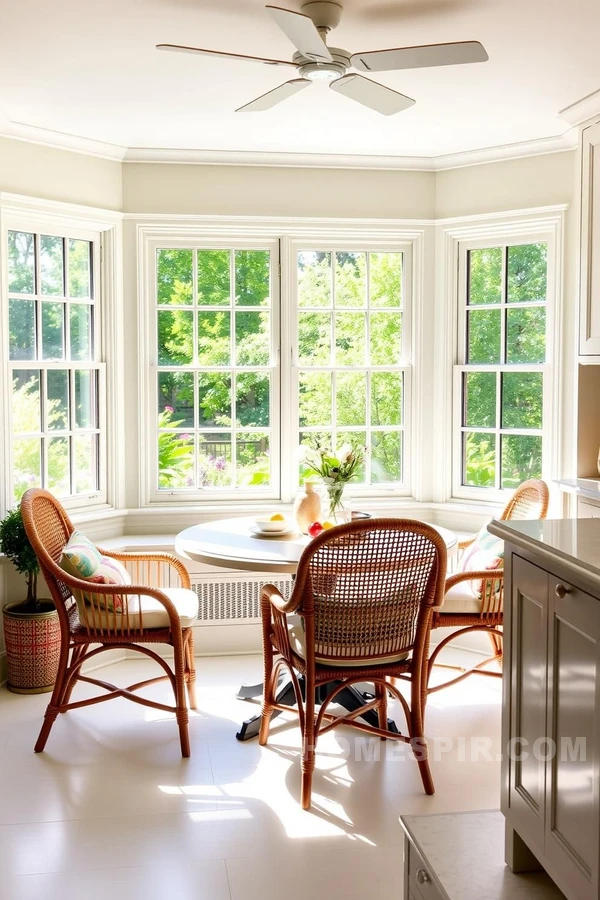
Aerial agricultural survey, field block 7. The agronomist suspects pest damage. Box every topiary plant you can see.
[0,506,40,613]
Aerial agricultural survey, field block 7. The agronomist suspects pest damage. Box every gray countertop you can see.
[555,477,600,501]
[400,810,565,900]
[488,517,600,592]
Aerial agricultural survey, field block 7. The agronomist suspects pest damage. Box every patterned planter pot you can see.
[3,601,60,694]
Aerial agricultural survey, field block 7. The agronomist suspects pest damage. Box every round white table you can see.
[176,516,458,741]
[176,516,457,575]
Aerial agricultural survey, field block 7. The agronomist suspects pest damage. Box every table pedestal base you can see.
[235,677,401,741]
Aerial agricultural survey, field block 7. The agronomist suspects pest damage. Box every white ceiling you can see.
[1,0,598,161]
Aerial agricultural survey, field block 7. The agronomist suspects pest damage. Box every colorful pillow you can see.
[59,531,131,614]
[460,521,504,597]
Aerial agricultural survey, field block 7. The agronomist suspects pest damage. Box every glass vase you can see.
[324,483,351,524]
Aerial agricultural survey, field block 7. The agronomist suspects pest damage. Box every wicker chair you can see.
[427,478,549,694]
[259,518,447,809]
[20,489,197,756]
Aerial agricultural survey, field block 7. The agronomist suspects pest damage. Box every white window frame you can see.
[0,193,123,516]
[287,237,413,502]
[445,212,564,504]
[138,220,425,508]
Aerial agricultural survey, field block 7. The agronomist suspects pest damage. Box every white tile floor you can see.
[0,652,502,900]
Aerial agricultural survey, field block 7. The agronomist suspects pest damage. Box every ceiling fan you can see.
[157,1,488,116]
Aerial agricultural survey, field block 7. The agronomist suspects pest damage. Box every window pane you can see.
[198,373,232,427]
[75,370,97,429]
[68,239,92,299]
[42,302,65,360]
[336,371,366,426]
[236,373,270,427]
[198,311,231,366]
[40,235,64,296]
[464,371,496,428]
[463,432,496,487]
[198,434,232,488]
[158,433,194,489]
[370,252,402,308]
[371,431,402,483]
[298,251,331,308]
[70,304,92,361]
[501,372,543,430]
[335,252,366,308]
[47,370,69,431]
[8,231,35,294]
[299,372,332,427]
[13,438,42,500]
[371,372,402,426]
[157,249,193,306]
[501,435,542,489]
[235,250,270,306]
[47,437,70,497]
[158,309,194,365]
[74,434,98,493]
[237,432,270,487]
[12,371,41,433]
[335,312,365,365]
[158,372,194,428]
[235,312,270,365]
[507,243,547,304]
[370,312,401,365]
[468,247,502,305]
[467,309,501,364]
[298,312,331,365]
[506,307,546,364]
[197,250,230,306]
[9,298,36,360]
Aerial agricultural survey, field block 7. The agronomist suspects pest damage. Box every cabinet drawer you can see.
[408,843,445,900]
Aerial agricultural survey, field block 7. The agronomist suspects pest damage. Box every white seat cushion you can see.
[287,616,409,667]
[78,587,199,631]
[437,581,483,615]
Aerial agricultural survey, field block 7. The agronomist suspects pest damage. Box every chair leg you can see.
[411,668,434,795]
[376,682,388,738]
[35,639,71,753]
[259,626,276,746]
[489,629,503,661]
[185,630,197,710]
[172,639,191,758]
[301,679,316,810]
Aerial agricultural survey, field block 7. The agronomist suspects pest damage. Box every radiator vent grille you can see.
[191,574,293,625]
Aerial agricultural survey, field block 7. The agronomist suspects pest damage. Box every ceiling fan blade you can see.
[236,78,311,112]
[330,74,415,116]
[351,40,488,72]
[156,43,295,68]
[265,6,332,63]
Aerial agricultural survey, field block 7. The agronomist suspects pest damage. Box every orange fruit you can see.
[270,513,285,522]
[322,520,335,529]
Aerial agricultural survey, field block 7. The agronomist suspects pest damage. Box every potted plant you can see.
[0,506,60,694]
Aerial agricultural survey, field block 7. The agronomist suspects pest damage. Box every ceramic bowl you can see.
[254,516,289,533]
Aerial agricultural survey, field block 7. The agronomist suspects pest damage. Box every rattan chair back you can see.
[500,478,549,522]
[292,519,447,667]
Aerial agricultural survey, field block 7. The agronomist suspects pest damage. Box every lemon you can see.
[322,520,335,529]
[270,513,285,522]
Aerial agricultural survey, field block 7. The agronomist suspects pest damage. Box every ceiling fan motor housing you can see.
[301,1,343,32]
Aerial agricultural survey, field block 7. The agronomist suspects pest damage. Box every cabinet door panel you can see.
[580,120,600,355]
[547,577,600,900]
[507,556,548,853]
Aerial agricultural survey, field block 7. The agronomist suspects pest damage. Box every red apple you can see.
[308,521,324,537]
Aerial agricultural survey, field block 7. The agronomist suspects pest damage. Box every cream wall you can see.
[0,137,122,211]
[122,163,437,219]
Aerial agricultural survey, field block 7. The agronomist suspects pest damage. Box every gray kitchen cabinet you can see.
[500,537,600,900]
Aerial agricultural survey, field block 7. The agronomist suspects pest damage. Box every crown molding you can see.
[0,121,576,171]
[0,120,127,161]
[124,133,576,171]
[559,87,600,127]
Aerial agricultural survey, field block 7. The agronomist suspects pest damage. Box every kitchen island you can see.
[488,517,600,900]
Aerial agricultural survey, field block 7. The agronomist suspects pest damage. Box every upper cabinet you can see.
[579,120,600,355]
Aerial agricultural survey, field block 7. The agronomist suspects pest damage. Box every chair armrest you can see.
[458,536,476,551]
[445,568,504,591]
[97,548,191,590]
[261,583,301,615]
